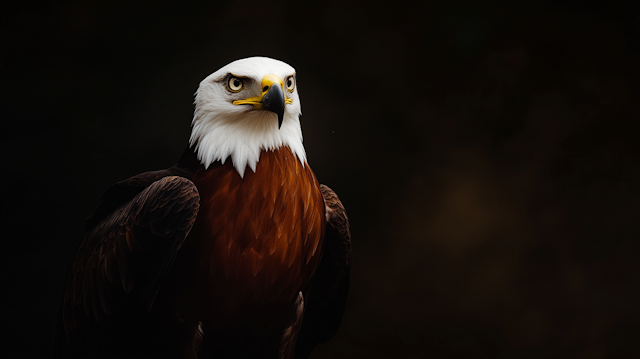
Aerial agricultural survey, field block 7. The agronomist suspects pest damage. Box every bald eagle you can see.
[55,57,351,359]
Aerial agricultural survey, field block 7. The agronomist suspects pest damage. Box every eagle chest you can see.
[189,148,325,304]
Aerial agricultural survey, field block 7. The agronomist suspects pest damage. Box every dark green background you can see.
[3,0,640,357]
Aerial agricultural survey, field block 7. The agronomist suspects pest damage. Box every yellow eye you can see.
[228,76,244,92]
[285,76,295,92]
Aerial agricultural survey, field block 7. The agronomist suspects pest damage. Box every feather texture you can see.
[56,176,200,358]
[187,146,324,312]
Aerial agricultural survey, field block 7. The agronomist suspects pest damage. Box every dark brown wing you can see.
[83,146,200,230]
[55,175,200,358]
[295,184,351,359]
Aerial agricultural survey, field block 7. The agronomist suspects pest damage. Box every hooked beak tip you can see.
[262,85,285,130]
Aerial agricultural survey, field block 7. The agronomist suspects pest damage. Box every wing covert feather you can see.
[57,176,200,355]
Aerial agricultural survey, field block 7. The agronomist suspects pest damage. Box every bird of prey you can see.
[55,57,351,359]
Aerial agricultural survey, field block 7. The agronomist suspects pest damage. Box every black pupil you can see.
[287,79,293,87]
[233,79,241,88]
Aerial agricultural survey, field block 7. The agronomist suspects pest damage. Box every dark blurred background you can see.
[2,0,640,357]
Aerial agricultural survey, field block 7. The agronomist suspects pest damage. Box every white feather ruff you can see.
[190,57,306,178]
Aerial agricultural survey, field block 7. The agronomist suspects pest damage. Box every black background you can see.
[3,0,640,358]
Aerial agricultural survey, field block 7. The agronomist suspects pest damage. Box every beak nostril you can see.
[263,86,269,92]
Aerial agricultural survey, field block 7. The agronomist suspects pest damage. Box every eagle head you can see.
[190,57,306,178]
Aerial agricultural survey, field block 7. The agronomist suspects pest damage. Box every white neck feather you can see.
[189,109,306,178]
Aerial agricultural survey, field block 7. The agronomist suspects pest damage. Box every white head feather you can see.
[190,57,306,178]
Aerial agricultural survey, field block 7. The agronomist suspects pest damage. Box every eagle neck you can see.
[189,116,307,179]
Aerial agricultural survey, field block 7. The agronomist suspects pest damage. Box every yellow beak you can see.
[232,74,293,129]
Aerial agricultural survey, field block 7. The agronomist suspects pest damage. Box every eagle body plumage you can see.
[189,146,325,307]
[55,57,351,359]
[170,147,326,356]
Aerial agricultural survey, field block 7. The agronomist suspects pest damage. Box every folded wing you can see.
[56,175,200,357]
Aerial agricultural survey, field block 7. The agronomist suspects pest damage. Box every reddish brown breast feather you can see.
[187,146,325,315]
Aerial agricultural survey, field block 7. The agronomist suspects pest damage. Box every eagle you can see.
[55,57,351,359]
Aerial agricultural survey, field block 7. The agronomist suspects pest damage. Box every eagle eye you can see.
[286,76,295,92]
[227,76,244,92]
